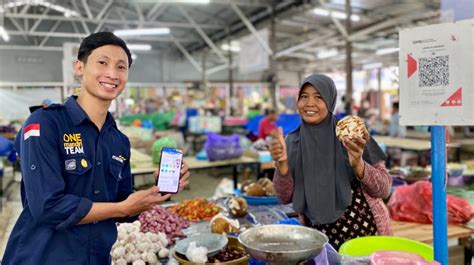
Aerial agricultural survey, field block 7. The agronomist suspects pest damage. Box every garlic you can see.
[146,252,158,264]
[112,246,125,259]
[132,260,146,265]
[158,247,169,258]
[115,258,127,265]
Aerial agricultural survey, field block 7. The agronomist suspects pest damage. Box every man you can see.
[258,108,278,140]
[2,32,190,264]
[389,102,406,137]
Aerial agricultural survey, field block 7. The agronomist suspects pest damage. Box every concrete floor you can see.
[0,166,469,264]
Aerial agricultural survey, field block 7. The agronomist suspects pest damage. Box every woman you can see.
[269,74,392,250]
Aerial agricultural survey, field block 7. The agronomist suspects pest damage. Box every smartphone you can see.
[156,147,183,194]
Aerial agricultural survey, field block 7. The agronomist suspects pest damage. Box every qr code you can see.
[419,56,449,87]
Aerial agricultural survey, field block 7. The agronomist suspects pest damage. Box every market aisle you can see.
[0,180,22,259]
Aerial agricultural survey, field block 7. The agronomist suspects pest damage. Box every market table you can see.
[392,220,473,243]
[392,220,473,263]
[131,156,260,190]
[373,136,461,164]
[374,136,432,151]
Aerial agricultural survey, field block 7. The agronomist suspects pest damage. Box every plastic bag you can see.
[204,132,243,161]
[370,250,440,265]
[152,137,177,164]
[312,243,341,265]
[339,255,371,265]
[388,181,473,224]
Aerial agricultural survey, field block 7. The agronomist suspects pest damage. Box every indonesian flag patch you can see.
[24,124,40,140]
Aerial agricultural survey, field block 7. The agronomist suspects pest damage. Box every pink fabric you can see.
[273,161,393,235]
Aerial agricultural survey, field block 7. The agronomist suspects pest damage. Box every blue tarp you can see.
[245,114,301,136]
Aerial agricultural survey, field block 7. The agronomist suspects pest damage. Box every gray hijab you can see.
[290,74,385,225]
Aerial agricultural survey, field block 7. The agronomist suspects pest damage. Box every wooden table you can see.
[374,136,461,164]
[392,220,473,244]
[131,156,259,189]
[374,136,461,151]
[374,136,432,151]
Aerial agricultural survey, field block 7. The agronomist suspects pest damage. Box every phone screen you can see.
[157,147,183,193]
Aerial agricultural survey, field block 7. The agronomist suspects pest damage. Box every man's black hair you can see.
[393,101,399,110]
[77,31,133,67]
[264,108,276,115]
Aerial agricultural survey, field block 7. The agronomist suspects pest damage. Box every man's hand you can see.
[153,161,190,193]
[119,186,171,217]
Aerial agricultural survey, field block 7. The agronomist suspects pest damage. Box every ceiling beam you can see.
[178,6,227,62]
[81,0,94,19]
[275,31,336,58]
[134,2,144,27]
[146,2,163,20]
[96,0,114,20]
[8,17,29,42]
[171,35,202,73]
[320,0,348,38]
[93,9,112,32]
[275,10,440,58]
[347,10,440,42]
[19,4,30,14]
[70,21,84,42]
[0,45,63,51]
[71,0,91,34]
[231,3,273,55]
[39,20,61,46]
[207,61,237,75]
[4,13,224,29]
[28,2,53,33]
[140,0,272,7]
[7,30,196,42]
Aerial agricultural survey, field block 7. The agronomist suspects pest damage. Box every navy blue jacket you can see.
[2,96,133,265]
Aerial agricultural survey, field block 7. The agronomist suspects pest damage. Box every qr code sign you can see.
[419,55,449,87]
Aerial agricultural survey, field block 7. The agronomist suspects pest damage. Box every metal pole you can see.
[431,125,448,265]
[201,50,208,96]
[377,68,383,119]
[345,0,353,115]
[227,32,234,117]
[269,4,277,109]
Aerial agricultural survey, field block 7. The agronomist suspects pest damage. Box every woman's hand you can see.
[269,127,289,175]
[153,161,190,193]
[342,128,369,178]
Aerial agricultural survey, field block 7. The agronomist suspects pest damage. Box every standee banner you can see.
[399,19,473,126]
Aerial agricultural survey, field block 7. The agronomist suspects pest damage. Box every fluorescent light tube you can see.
[159,0,210,3]
[127,44,152,51]
[0,26,10,42]
[313,8,360,22]
[362,62,383,70]
[114,28,170,37]
[317,49,338,59]
[376,47,399,55]
[221,41,240,52]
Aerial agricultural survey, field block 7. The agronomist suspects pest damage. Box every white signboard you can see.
[238,28,270,74]
[399,19,473,125]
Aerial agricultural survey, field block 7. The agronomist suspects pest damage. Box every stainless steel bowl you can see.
[238,224,328,264]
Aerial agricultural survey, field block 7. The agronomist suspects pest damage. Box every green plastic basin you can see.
[338,236,434,262]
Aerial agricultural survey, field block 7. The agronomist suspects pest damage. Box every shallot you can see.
[138,205,189,244]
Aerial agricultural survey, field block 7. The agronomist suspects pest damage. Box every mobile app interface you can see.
[157,148,183,193]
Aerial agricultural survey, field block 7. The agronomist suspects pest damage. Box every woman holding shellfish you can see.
[269,74,392,250]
